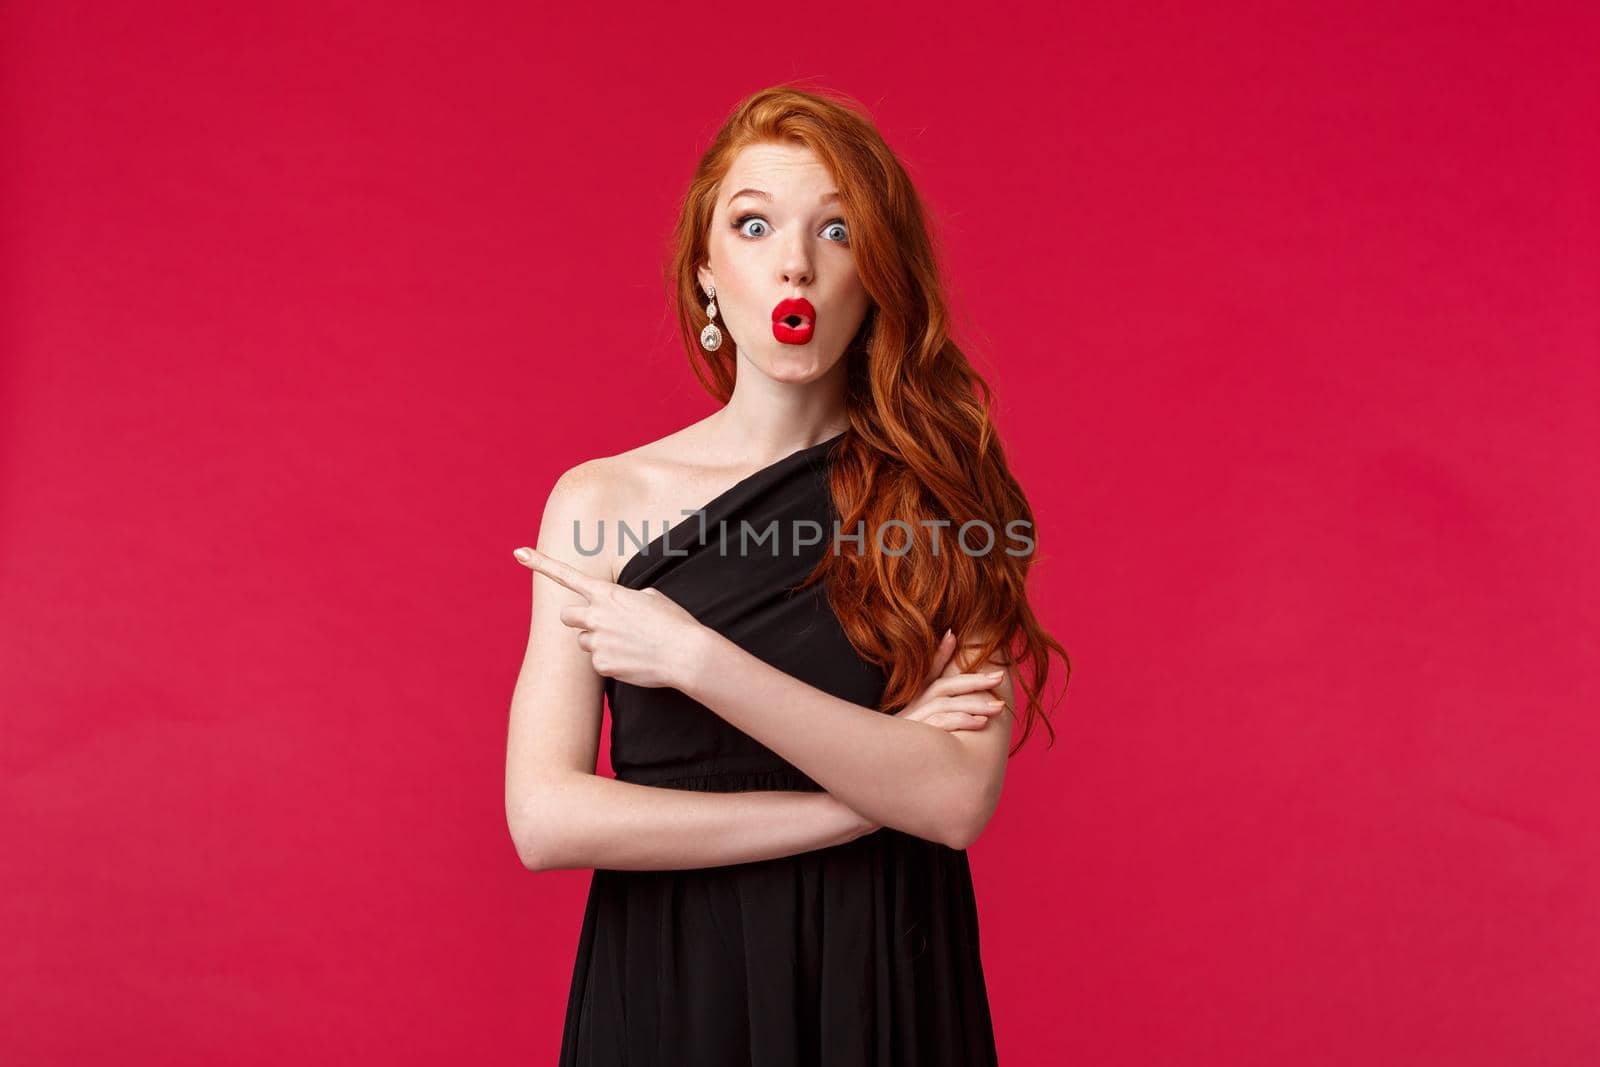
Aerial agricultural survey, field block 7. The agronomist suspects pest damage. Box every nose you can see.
[778,231,813,287]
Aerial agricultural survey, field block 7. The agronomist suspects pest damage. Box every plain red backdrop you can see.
[2,2,1596,1064]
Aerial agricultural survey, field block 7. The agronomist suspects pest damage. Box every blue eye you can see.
[732,214,851,244]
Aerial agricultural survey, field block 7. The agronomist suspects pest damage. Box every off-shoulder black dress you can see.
[557,431,998,1067]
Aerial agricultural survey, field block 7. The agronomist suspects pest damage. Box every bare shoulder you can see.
[602,425,709,498]
[538,426,710,581]
[534,456,617,582]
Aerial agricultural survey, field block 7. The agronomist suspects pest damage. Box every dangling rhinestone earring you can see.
[699,282,723,352]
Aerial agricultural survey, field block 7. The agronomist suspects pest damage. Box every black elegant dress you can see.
[557,431,999,1067]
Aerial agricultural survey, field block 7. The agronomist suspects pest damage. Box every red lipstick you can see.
[771,297,816,345]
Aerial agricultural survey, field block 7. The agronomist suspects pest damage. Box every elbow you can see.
[515,828,552,872]
[510,770,602,870]
[507,783,571,872]
[517,820,576,872]
[509,815,550,871]
[941,817,983,852]
[937,802,979,851]
[939,792,999,851]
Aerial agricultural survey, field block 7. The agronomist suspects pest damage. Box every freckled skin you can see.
[697,143,873,387]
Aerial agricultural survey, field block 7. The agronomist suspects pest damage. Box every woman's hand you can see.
[514,546,704,690]
[841,629,1008,839]
[894,628,1009,733]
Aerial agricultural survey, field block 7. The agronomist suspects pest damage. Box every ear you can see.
[696,265,715,297]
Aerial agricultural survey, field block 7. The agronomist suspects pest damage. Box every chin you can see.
[763,349,840,381]
[763,364,822,384]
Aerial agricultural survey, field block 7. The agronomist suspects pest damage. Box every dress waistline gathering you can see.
[615,756,824,793]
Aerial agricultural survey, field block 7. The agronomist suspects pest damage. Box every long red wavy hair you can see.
[666,84,1069,754]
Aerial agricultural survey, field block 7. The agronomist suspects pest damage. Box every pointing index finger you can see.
[515,547,602,600]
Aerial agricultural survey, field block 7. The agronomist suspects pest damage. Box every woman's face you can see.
[698,142,872,383]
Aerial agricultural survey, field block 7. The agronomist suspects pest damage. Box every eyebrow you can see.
[725,188,841,207]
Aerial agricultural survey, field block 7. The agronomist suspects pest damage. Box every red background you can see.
[3,2,1596,1064]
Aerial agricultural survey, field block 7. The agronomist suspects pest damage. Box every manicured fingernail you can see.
[944,628,954,640]
[987,670,1003,680]
[989,699,1005,708]
[514,548,532,563]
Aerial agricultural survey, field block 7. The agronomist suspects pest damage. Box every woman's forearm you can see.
[516,771,873,872]
[675,628,976,848]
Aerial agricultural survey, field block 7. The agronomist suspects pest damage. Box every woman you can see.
[506,85,1068,1066]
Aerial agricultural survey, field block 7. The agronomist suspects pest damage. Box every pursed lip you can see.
[771,297,816,327]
